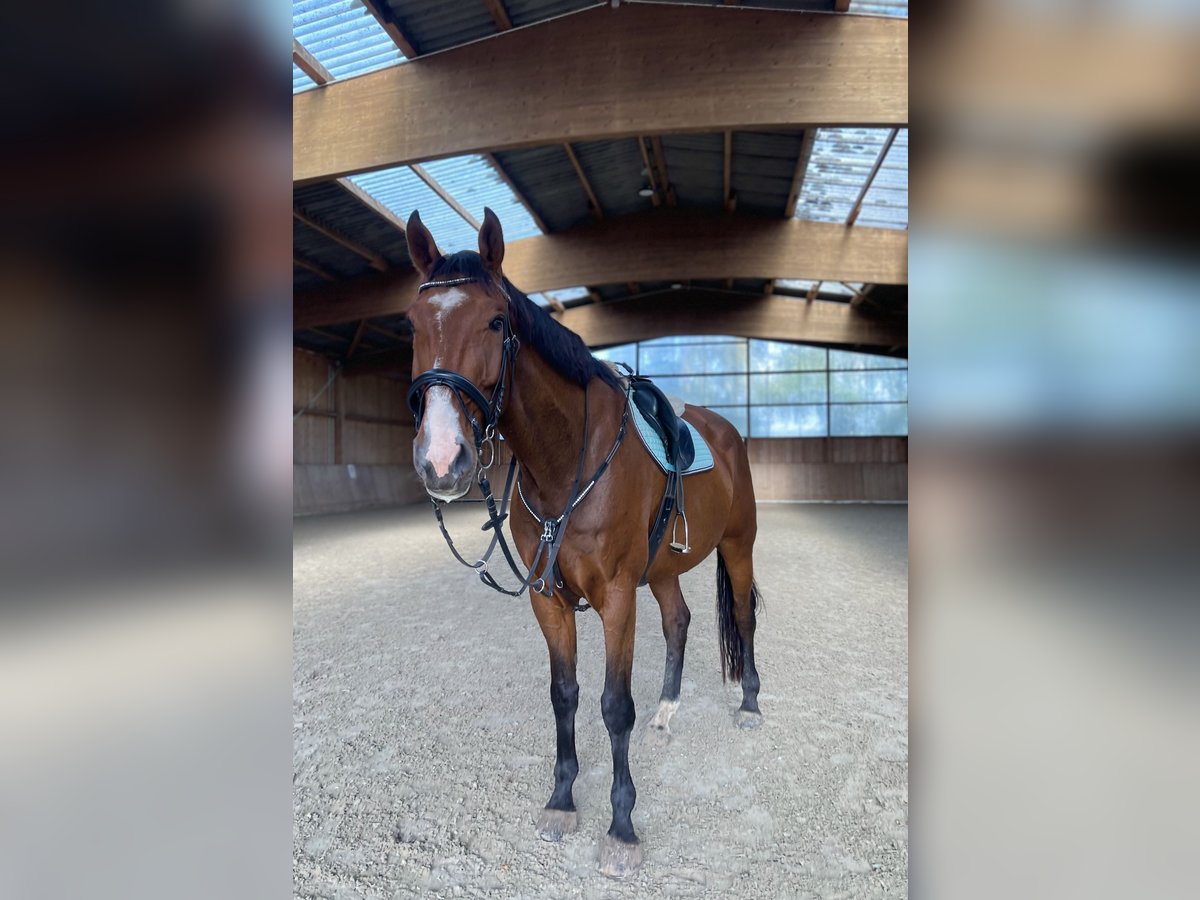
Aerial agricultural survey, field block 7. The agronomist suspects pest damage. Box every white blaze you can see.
[422,386,465,477]
[426,286,467,368]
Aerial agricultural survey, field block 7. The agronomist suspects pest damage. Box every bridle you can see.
[406,275,629,600]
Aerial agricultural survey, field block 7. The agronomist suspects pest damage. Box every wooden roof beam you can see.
[483,153,548,233]
[360,0,419,58]
[411,163,481,229]
[846,127,899,227]
[335,179,407,236]
[784,128,817,218]
[293,208,389,272]
[563,143,604,221]
[563,291,905,350]
[483,0,512,31]
[294,254,337,282]
[292,39,331,86]
[295,212,907,329]
[636,137,662,208]
[649,136,676,207]
[723,130,735,213]
[294,7,907,183]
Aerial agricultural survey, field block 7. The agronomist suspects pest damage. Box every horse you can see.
[403,207,762,878]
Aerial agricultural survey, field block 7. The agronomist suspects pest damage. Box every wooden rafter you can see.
[763,280,775,296]
[360,0,419,58]
[636,137,662,207]
[784,128,817,218]
[411,163,481,229]
[294,254,337,282]
[336,179,407,236]
[563,143,604,221]
[723,130,735,213]
[835,0,852,11]
[365,322,408,343]
[806,280,822,302]
[846,127,899,227]
[483,153,548,233]
[294,8,907,184]
[295,212,909,329]
[483,0,512,30]
[850,284,877,308]
[649,136,676,207]
[346,319,368,358]
[292,39,331,86]
[307,326,348,343]
[294,208,389,272]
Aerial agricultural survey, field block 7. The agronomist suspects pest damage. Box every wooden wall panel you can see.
[746,437,907,501]
[342,421,414,465]
[294,413,334,464]
[294,348,335,414]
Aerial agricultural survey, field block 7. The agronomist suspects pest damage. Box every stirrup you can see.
[669,510,691,554]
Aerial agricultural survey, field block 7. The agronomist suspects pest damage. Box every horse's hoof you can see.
[598,835,643,878]
[643,723,671,748]
[735,709,763,729]
[535,808,577,842]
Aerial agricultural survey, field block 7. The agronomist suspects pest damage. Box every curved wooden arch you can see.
[294,5,907,184]
[295,211,907,329]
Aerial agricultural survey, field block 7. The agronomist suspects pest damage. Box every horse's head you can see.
[406,207,512,502]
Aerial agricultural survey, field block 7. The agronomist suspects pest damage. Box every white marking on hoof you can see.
[734,709,763,729]
[650,699,679,731]
[598,835,643,878]
[535,808,577,842]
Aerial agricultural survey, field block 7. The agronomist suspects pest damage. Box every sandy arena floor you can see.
[294,502,908,899]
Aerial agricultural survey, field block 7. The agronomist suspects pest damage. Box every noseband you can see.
[407,275,629,601]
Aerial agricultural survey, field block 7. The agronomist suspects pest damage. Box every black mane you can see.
[426,251,621,391]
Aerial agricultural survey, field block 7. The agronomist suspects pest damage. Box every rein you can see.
[406,276,628,599]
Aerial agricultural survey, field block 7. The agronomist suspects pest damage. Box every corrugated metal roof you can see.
[293,218,376,282]
[293,62,315,93]
[732,130,805,217]
[492,145,592,232]
[570,139,647,220]
[384,0,497,55]
[506,0,598,28]
[293,0,405,84]
[794,127,908,228]
[418,156,542,242]
[847,1,908,16]
[349,166,479,254]
[294,182,411,267]
[661,134,723,210]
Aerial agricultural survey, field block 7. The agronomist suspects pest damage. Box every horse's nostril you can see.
[451,443,472,479]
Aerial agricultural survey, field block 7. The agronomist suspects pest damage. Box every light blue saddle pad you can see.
[629,399,714,476]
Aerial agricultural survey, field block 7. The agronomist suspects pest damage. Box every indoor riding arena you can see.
[292,2,907,897]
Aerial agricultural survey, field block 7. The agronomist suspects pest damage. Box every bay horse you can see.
[404,207,762,878]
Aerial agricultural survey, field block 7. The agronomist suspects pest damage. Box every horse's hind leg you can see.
[716,534,763,729]
[531,591,580,841]
[645,575,691,746]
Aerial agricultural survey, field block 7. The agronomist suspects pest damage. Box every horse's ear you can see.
[406,210,442,279]
[478,207,505,276]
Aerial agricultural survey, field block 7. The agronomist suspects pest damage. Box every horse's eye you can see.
[489,315,505,332]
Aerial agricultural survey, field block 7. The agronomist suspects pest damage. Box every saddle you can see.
[630,379,696,473]
[628,376,693,584]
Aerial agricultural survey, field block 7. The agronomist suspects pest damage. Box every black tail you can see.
[716,551,761,683]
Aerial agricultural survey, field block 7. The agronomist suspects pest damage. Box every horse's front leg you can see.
[596,584,643,877]
[532,591,580,841]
